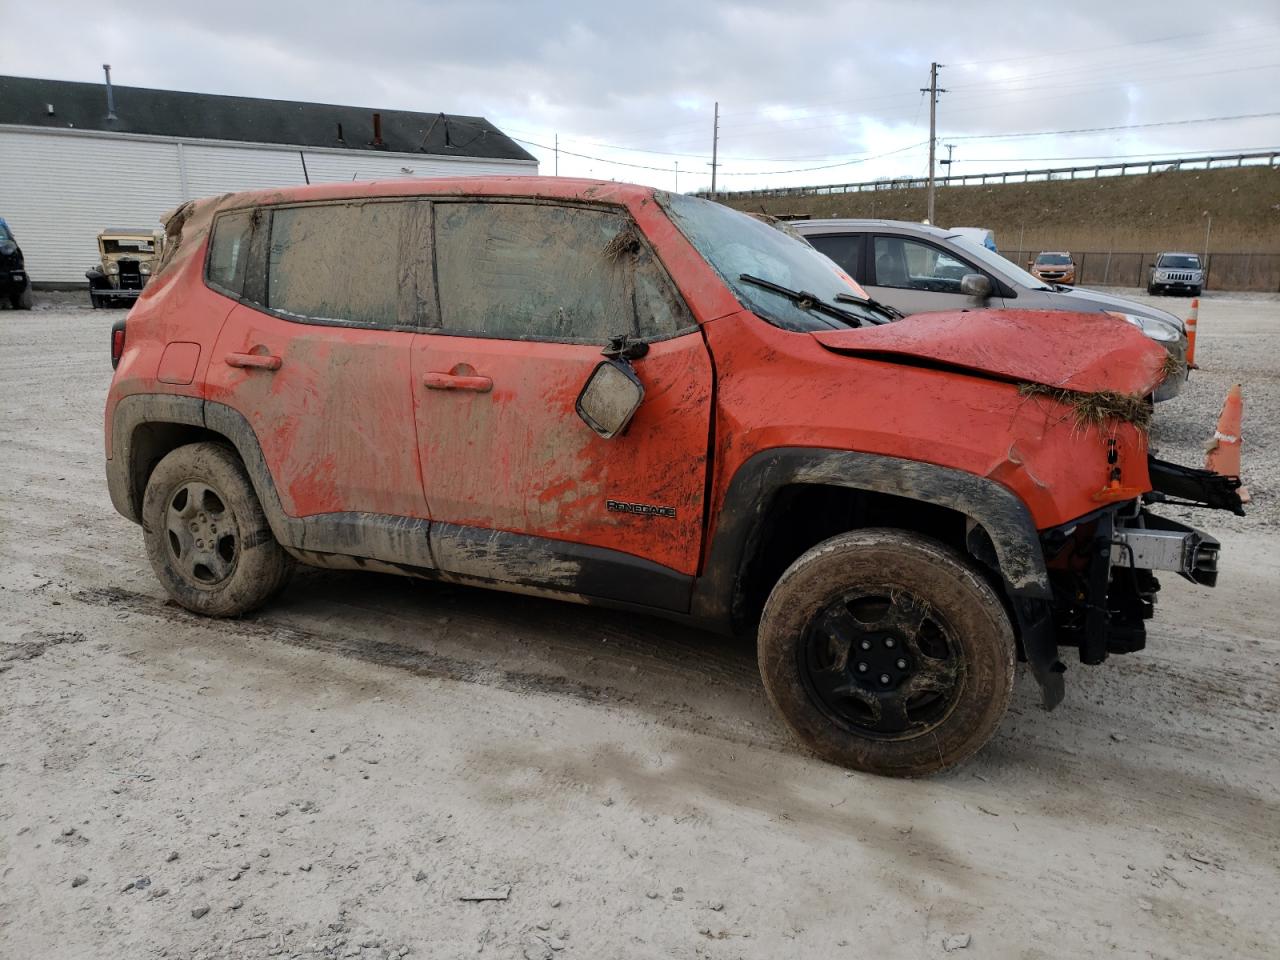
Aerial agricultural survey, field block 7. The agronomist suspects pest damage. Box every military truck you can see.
[87,228,165,308]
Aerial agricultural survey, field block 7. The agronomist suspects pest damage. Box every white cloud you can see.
[5,0,1278,192]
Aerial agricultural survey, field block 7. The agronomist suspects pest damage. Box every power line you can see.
[945,111,1280,142]
[510,138,687,173]
[716,141,929,176]
[600,28,1274,144]
[951,145,1280,162]
[510,52,1279,162]
[511,136,929,177]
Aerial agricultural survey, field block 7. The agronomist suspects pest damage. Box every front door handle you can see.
[424,371,492,392]
[225,352,282,371]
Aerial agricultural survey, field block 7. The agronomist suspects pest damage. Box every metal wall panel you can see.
[0,127,537,283]
[0,130,183,282]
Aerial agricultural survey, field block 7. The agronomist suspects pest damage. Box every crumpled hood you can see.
[811,308,1168,395]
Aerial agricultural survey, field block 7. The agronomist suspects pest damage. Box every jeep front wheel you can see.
[758,529,1016,777]
[142,442,293,617]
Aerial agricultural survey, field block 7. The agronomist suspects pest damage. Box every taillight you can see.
[110,320,126,369]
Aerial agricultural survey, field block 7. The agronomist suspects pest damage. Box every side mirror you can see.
[576,360,644,439]
[960,273,992,298]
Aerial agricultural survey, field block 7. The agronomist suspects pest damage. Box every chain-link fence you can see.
[1005,251,1280,292]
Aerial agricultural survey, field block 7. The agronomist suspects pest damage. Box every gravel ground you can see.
[1,290,1277,960]
[1129,289,1279,532]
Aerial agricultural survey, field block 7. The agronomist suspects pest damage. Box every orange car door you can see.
[410,199,713,609]
[205,201,429,539]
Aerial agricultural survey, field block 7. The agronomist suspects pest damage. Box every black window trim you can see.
[203,207,259,302]
[203,194,701,344]
[805,232,869,284]
[262,198,425,334]
[203,198,427,334]
[422,196,699,347]
[869,232,1013,297]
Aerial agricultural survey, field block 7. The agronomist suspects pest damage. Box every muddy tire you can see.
[142,442,292,617]
[11,283,33,310]
[758,529,1016,777]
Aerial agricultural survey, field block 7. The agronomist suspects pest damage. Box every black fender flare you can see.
[109,395,433,570]
[691,447,1064,709]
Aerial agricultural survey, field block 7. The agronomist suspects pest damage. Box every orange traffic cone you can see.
[1185,298,1199,369]
[1205,383,1249,502]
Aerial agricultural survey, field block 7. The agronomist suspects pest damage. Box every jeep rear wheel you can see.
[142,442,293,617]
[758,529,1016,777]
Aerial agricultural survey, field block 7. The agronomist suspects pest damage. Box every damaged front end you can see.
[1040,457,1243,665]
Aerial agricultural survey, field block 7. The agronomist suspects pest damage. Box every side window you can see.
[873,236,972,292]
[433,201,689,342]
[267,202,405,328]
[207,211,253,297]
[807,234,864,281]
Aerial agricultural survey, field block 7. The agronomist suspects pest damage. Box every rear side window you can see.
[432,201,688,342]
[207,211,253,296]
[808,234,864,281]
[267,202,404,328]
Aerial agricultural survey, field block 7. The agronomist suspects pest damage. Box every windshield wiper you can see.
[833,292,899,323]
[738,274,863,328]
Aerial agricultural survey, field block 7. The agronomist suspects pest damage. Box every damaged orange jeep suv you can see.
[105,179,1243,776]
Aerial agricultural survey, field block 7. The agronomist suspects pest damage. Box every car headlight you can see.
[106,263,119,274]
[1107,311,1179,342]
[140,263,151,275]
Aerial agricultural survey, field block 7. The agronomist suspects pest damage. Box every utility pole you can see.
[674,160,679,194]
[554,133,559,176]
[710,101,720,199]
[921,63,947,224]
[940,143,955,171]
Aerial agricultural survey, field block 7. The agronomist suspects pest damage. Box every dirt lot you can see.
[2,291,1277,960]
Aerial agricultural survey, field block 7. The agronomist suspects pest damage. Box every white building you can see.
[0,74,538,284]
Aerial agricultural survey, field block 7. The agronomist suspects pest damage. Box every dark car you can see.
[0,218,33,310]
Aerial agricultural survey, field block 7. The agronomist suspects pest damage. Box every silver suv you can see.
[792,218,1188,401]
[1148,252,1204,297]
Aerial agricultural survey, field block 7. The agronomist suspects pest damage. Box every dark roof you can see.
[0,75,536,162]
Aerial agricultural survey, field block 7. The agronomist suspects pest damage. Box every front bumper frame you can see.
[1111,513,1220,586]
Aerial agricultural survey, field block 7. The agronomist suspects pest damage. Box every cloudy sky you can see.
[5,1,1279,193]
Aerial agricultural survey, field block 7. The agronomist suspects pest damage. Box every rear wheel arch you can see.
[109,397,288,548]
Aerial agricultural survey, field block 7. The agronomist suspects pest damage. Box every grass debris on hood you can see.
[1018,382,1153,432]
[1159,350,1184,384]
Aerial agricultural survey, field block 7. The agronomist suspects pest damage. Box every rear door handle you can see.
[225,352,282,371]
[424,372,492,392]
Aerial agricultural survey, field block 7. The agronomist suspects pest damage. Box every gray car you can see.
[1148,252,1204,297]
[792,218,1188,400]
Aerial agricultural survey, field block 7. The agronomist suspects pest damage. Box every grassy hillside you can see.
[719,165,1280,255]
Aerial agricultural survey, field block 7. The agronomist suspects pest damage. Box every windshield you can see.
[659,193,887,331]
[0,224,11,243]
[948,235,1048,289]
[102,238,155,255]
[1159,254,1201,269]
[1036,253,1072,266]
